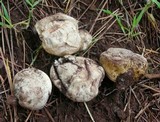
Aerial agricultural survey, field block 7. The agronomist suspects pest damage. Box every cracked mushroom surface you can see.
[13,67,52,110]
[35,13,82,56]
[50,55,105,102]
[100,48,148,82]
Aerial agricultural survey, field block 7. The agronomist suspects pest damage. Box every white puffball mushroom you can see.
[79,29,92,51]
[35,13,82,56]
[13,67,52,110]
[100,48,148,82]
[50,55,105,102]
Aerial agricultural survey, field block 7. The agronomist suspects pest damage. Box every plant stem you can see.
[84,102,95,122]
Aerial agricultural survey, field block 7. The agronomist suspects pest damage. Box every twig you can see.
[25,111,33,122]
[0,48,13,94]
[84,102,95,122]
[0,76,9,119]
[78,0,96,21]
[139,84,160,93]
[89,0,109,33]
[64,0,71,13]
[93,10,118,37]
[44,108,55,122]
[0,47,18,122]
[82,19,116,56]
[135,102,151,119]
[144,73,160,79]
[131,87,141,105]
[0,88,9,94]
[153,93,160,97]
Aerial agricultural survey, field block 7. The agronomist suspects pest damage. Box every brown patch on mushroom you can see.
[100,48,148,83]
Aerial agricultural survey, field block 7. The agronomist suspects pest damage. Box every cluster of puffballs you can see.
[13,13,148,110]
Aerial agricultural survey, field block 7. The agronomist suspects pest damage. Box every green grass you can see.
[103,0,160,37]
[152,0,160,8]
[30,45,43,66]
[25,0,42,8]
[0,0,42,29]
[102,9,126,34]
[25,0,42,27]
[0,0,13,28]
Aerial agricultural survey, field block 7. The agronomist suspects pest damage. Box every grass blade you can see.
[103,9,126,33]
[25,0,33,8]
[32,0,42,8]
[0,22,6,26]
[115,16,126,34]
[131,3,151,31]
[0,22,11,28]
[102,9,112,14]
[0,1,11,22]
[147,12,157,28]
[132,14,138,29]
[152,0,160,8]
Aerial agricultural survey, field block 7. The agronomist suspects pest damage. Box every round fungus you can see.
[13,67,52,110]
[50,55,105,102]
[100,48,148,82]
[35,13,92,56]
[35,13,81,56]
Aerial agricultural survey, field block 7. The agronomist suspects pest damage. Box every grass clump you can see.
[103,0,160,38]
[0,0,42,29]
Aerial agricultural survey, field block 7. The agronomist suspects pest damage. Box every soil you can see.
[0,0,160,122]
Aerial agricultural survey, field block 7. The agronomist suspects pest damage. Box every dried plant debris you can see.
[100,48,148,84]
[13,67,52,110]
[35,13,92,56]
[50,55,105,102]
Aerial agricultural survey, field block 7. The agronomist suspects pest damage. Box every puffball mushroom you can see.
[100,48,148,83]
[35,13,92,56]
[13,67,52,110]
[50,55,105,102]
[35,13,81,56]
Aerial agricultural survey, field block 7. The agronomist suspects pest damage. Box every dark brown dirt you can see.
[0,0,160,122]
